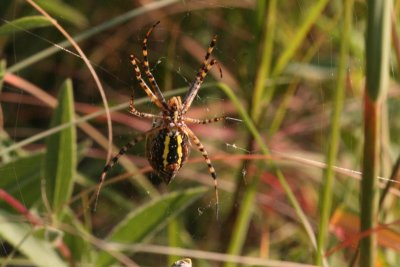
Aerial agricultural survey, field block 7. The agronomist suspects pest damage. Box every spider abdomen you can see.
[145,128,190,184]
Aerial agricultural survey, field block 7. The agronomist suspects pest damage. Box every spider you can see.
[95,21,226,216]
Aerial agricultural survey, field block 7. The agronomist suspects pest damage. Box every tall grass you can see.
[316,0,353,265]
[360,1,392,266]
[0,1,399,266]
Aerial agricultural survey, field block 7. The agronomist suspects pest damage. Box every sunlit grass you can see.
[0,1,399,267]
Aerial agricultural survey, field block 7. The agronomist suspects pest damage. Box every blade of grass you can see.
[0,16,52,36]
[0,59,5,135]
[167,219,181,266]
[359,1,392,266]
[0,153,44,207]
[316,1,353,266]
[34,0,88,28]
[0,210,67,267]
[26,0,113,164]
[271,0,329,78]
[251,0,276,122]
[218,83,318,262]
[44,79,76,218]
[268,11,341,136]
[0,60,5,90]
[95,187,207,267]
[263,0,329,108]
[224,3,277,265]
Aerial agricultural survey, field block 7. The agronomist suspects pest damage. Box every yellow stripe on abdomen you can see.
[177,134,183,165]
[162,135,171,169]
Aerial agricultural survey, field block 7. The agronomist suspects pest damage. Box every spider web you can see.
[0,1,247,265]
[1,0,399,266]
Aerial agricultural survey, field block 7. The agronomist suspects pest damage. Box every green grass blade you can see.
[0,59,6,90]
[365,1,392,101]
[62,208,92,263]
[34,0,88,28]
[0,59,5,146]
[0,153,44,208]
[271,0,329,78]
[167,219,180,266]
[0,16,52,36]
[360,1,392,266]
[251,0,276,122]
[95,187,207,267]
[264,0,329,106]
[316,1,353,265]
[218,83,318,262]
[0,210,67,267]
[44,79,76,217]
[224,168,259,267]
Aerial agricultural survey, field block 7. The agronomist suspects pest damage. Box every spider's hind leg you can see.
[94,134,145,211]
[183,126,220,219]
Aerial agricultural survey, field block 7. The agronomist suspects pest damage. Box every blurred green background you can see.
[0,0,399,266]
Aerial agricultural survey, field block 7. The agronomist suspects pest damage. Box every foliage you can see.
[0,0,399,266]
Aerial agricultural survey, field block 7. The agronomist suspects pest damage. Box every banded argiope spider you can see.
[95,21,226,215]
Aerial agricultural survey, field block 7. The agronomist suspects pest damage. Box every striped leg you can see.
[183,116,227,124]
[182,59,222,114]
[196,35,217,76]
[182,35,222,114]
[130,54,166,111]
[94,134,145,211]
[183,126,219,219]
[142,21,168,109]
[129,95,163,120]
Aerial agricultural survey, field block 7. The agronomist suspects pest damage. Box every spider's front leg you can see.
[129,95,163,120]
[183,116,227,125]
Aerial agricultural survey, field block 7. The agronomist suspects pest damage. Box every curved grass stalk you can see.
[8,0,180,74]
[26,0,113,164]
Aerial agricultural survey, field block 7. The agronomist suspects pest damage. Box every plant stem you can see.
[316,0,353,265]
[251,0,276,122]
[360,1,392,266]
[219,83,317,259]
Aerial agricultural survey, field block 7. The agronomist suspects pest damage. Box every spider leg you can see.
[94,134,145,211]
[142,21,168,109]
[182,58,222,114]
[129,95,164,120]
[183,116,227,124]
[130,54,166,111]
[182,35,222,114]
[183,126,219,219]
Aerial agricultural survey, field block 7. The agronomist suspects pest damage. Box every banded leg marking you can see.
[129,95,163,119]
[184,126,219,218]
[182,58,221,114]
[197,35,217,76]
[130,54,165,111]
[142,21,168,108]
[94,134,145,211]
[183,116,227,125]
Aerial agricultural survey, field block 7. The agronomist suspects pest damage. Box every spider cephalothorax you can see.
[95,21,225,215]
